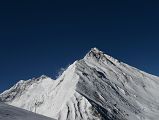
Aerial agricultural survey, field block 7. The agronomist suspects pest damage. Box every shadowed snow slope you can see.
[0,102,54,120]
[1,48,159,120]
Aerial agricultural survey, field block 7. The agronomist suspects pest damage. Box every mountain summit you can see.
[1,48,159,120]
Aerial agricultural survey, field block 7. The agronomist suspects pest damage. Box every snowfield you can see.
[0,48,159,120]
[0,102,54,120]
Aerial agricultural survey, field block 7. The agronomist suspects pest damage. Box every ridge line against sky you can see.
[0,0,159,92]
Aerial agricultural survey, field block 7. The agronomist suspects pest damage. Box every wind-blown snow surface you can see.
[1,48,159,120]
[0,102,54,120]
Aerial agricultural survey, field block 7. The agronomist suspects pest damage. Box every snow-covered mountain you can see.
[1,48,159,120]
[0,102,54,120]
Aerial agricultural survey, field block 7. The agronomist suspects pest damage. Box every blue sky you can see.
[0,0,159,92]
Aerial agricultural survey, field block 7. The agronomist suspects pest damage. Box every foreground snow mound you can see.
[1,48,159,120]
[0,102,54,120]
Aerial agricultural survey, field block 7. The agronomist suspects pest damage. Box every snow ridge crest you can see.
[84,47,120,65]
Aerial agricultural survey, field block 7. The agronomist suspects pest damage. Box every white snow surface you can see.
[0,48,159,120]
[0,102,54,120]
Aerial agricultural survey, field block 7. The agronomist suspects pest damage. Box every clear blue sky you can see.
[0,0,159,92]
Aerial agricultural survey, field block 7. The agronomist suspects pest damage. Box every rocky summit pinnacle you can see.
[0,48,159,120]
[85,47,104,59]
[85,48,120,65]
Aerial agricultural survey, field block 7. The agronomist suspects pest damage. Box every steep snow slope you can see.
[0,102,54,120]
[76,48,159,120]
[0,63,99,120]
[1,48,159,120]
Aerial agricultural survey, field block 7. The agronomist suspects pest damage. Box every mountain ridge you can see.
[1,48,159,120]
